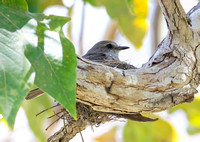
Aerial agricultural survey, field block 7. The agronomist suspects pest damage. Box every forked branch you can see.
[48,0,200,141]
[76,0,200,115]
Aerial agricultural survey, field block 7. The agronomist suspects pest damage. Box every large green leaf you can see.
[25,27,77,118]
[0,0,28,11]
[0,5,31,128]
[0,3,77,127]
[24,15,76,117]
[26,13,77,118]
[92,0,148,49]
[26,0,64,13]
[123,119,177,142]
[169,97,200,135]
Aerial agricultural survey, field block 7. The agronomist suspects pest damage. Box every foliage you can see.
[0,0,148,129]
[95,118,178,142]
[169,97,200,135]
[90,0,148,49]
[0,1,32,128]
[94,126,118,142]
[123,119,177,142]
[26,0,64,13]
[0,0,77,128]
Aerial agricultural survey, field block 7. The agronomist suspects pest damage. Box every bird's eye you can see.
[106,44,113,49]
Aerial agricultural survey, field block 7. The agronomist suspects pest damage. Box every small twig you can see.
[36,103,60,116]
[77,122,85,142]
[90,125,94,132]
[62,114,67,133]
[79,129,85,142]
[46,115,64,131]
[47,111,63,119]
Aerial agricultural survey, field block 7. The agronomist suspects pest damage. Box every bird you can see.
[83,40,136,69]
[83,40,129,62]
[26,40,135,100]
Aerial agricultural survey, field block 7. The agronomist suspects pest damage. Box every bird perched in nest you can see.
[26,40,135,100]
[83,40,136,69]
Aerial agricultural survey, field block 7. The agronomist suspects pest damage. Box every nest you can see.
[39,101,157,142]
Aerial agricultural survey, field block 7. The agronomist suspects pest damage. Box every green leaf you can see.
[123,119,177,142]
[0,4,76,127]
[91,0,148,49]
[59,31,77,118]
[22,94,52,142]
[0,6,31,128]
[47,15,71,31]
[125,0,135,15]
[0,6,31,32]
[30,13,71,31]
[24,21,77,118]
[84,0,98,6]
[169,97,200,135]
[0,0,28,11]
[26,0,64,13]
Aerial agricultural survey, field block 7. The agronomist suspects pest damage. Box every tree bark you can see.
[76,0,200,115]
[49,0,200,141]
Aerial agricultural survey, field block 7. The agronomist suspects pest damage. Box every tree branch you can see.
[48,1,200,141]
[159,0,189,33]
[76,0,200,114]
[151,1,161,54]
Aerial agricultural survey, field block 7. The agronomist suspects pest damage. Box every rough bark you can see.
[76,0,200,114]
[48,0,200,141]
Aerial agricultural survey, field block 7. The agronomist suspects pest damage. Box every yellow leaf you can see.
[94,126,117,142]
[169,97,200,134]
[123,119,178,142]
[133,0,148,16]
[132,18,148,30]
[94,0,149,48]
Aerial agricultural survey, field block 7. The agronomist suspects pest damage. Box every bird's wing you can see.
[82,53,107,62]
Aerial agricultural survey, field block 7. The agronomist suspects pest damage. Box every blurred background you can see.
[1,0,200,141]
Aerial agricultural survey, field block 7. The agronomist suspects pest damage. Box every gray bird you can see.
[26,41,135,100]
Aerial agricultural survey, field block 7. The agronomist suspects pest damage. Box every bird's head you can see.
[86,40,129,56]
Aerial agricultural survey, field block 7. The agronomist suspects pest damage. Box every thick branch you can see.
[159,0,189,33]
[75,1,200,115]
[48,1,200,141]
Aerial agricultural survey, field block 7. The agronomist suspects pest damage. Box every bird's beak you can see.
[117,46,130,50]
